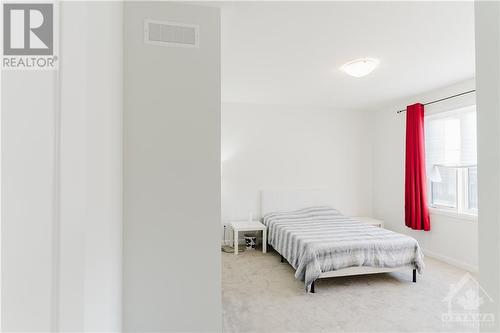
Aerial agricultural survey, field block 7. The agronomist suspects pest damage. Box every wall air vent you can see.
[144,19,199,48]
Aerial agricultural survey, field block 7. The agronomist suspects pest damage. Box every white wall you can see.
[58,2,123,331]
[2,70,56,332]
[123,2,221,332]
[1,2,123,331]
[475,2,500,330]
[222,103,373,228]
[372,79,478,272]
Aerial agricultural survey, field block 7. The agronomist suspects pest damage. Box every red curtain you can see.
[405,103,431,231]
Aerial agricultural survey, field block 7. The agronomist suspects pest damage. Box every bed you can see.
[260,189,424,293]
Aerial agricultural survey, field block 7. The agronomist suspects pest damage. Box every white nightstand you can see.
[354,217,384,228]
[230,220,267,255]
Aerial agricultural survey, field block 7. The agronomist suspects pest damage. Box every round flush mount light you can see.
[340,58,380,77]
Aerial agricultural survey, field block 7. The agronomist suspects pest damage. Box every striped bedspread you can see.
[262,207,424,290]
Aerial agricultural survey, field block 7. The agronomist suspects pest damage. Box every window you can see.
[425,106,477,216]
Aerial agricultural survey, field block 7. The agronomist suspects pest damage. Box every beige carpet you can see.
[222,249,478,333]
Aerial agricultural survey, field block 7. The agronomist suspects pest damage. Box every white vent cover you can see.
[144,19,199,48]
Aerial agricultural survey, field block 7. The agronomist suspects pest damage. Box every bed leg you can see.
[412,269,417,283]
[280,255,284,263]
[310,281,315,293]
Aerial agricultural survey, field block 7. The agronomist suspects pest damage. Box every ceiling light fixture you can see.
[340,58,380,78]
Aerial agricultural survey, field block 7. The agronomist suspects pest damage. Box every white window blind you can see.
[424,105,477,215]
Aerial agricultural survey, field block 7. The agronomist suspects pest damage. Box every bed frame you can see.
[260,189,418,293]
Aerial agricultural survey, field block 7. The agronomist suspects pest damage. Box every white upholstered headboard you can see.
[259,189,334,217]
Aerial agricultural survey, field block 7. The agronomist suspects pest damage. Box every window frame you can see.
[463,166,478,215]
[430,165,458,211]
[429,165,478,219]
[424,104,478,221]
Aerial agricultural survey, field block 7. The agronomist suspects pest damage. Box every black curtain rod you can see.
[396,89,476,114]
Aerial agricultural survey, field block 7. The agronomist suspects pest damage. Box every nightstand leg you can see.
[234,230,238,255]
[262,229,267,253]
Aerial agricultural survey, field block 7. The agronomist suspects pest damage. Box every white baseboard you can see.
[422,249,478,273]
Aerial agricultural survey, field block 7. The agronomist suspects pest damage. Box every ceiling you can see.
[220,1,475,111]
